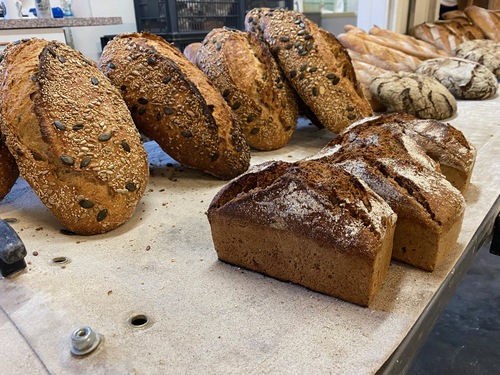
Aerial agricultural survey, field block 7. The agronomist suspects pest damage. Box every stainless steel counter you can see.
[0,92,499,374]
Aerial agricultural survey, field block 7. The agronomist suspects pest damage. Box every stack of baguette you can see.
[208,113,475,306]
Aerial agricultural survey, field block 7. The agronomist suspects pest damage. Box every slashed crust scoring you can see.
[99,32,250,180]
[0,39,149,235]
[197,27,299,151]
[246,8,373,134]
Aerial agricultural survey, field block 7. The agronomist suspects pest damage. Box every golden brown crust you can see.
[197,28,299,151]
[208,160,397,306]
[99,32,250,180]
[251,8,372,134]
[465,5,500,41]
[0,39,149,235]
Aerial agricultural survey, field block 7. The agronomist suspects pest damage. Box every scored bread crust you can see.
[197,28,299,151]
[0,39,149,235]
[208,160,397,306]
[99,32,250,180]
[249,8,372,134]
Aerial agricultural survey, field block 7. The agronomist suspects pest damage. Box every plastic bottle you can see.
[60,0,73,17]
[35,0,52,18]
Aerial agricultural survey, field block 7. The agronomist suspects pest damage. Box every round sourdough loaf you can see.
[247,8,373,134]
[99,32,250,180]
[197,28,299,151]
[183,42,201,66]
[0,39,149,235]
[416,57,498,100]
[455,39,500,78]
[369,72,457,120]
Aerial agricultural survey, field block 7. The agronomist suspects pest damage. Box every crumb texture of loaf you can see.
[208,160,397,307]
[99,32,250,180]
[249,8,372,134]
[0,39,149,235]
[197,28,299,151]
[369,72,457,120]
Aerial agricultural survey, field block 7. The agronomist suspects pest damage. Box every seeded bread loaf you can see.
[0,60,19,201]
[0,133,18,200]
[313,133,466,271]
[99,32,250,180]
[416,57,498,100]
[208,160,397,307]
[248,8,372,134]
[197,28,299,151]
[0,39,149,235]
[369,72,457,120]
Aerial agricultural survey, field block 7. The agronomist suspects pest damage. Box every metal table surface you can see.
[0,93,499,374]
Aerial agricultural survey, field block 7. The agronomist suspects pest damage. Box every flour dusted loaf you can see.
[248,8,372,134]
[99,32,250,180]
[208,160,397,307]
[339,114,476,193]
[197,28,299,150]
[0,39,149,235]
[314,123,466,271]
[183,42,201,66]
[455,39,500,78]
[369,72,457,120]
[416,57,498,100]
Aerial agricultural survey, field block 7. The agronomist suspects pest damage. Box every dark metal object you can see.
[0,219,27,277]
[490,213,500,256]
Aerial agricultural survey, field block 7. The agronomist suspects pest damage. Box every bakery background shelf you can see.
[0,17,123,29]
[0,93,499,373]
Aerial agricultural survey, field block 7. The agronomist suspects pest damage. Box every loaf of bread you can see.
[248,8,373,134]
[197,28,299,151]
[338,31,422,72]
[411,22,466,54]
[313,124,466,271]
[183,42,201,66]
[0,133,18,200]
[0,39,149,235]
[367,25,451,60]
[99,32,250,180]
[455,39,500,78]
[0,61,19,201]
[416,57,498,100]
[339,113,476,193]
[464,5,500,41]
[369,72,457,120]
[350,59,388,112]
[208,159,397,307]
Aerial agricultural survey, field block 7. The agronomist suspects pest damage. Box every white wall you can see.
[18,0,137,61]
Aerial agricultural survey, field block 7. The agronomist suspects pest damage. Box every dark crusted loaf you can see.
[208,160,397,306]
[246,8,373,134]
[0,39,149,235]
[197,28,299,151]
[99,32,250,180]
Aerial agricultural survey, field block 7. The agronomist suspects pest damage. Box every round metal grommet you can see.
[70,326,102,356]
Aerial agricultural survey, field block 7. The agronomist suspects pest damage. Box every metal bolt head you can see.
[70,326,101,356]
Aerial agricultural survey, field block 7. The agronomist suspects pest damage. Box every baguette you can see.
[99,32,250,180]
[0,39,149,235]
